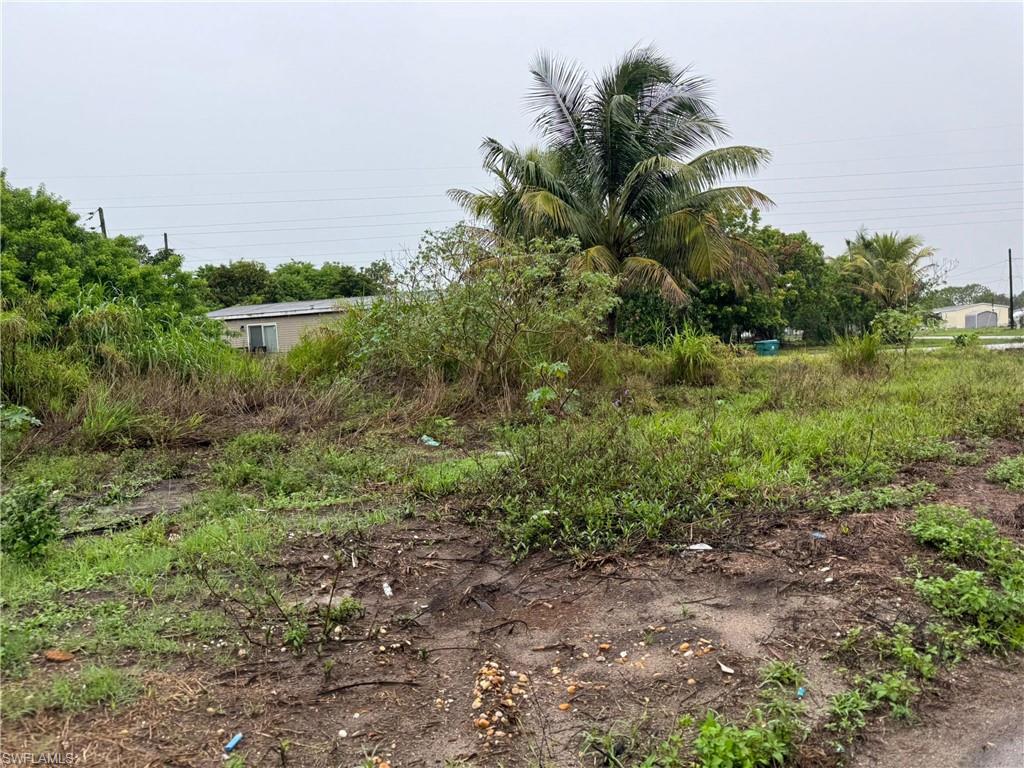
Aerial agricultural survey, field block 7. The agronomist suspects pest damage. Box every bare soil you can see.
[4,443,1023,768]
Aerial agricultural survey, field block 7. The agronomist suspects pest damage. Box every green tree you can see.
[0,175,204,328]
[195,260,272,307]
[450,46,774,302]
[921,283,1011,309]
[839,230,938,310]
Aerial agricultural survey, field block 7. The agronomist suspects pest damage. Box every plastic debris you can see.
[224,733,243,753]
[687,543,713,551]
[810,531,827,540]
[383,582,394,598]
[419,435,440,447]
[797,686,807,699]
[717,660,735,675]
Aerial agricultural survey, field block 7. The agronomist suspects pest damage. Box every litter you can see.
[797,686,806,699]
[810,531,827,540]
[419,435,440,447]
[224,733,243,753]
[383,582,394,598]
[717,660,735,675]
[687,543,713,551]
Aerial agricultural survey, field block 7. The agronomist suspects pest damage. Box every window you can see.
[246,323,279,353]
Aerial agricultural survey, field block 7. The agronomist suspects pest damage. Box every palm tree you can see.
[841,230,937,310]
[449,47,774,302]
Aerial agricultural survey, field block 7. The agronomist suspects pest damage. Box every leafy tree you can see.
[0,174,204,329]
[921,283,1014,309]
[450,46,774,302]
[839,230,938,310]
[197,259,393,308]
[195,260,273,307]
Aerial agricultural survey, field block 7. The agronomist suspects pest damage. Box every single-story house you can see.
[207,296,374,353]
[931,302,1010,329]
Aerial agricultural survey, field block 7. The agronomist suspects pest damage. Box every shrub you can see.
[284,226,619,401]
[665,327,725,386]
[953,331,981,349]
[987,455,1024,491]
[832,331,882,374]
[1,480,60,561]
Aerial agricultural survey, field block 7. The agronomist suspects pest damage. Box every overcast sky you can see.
[3,2,1022,292]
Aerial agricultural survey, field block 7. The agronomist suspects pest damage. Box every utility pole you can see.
[1010,248,1016,329]
[163,232,169,252]
[97,207,107,239]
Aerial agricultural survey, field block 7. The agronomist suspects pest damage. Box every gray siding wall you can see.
[219,311,343,353]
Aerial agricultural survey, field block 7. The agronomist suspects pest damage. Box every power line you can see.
[768,202,1023,221]
[95,181,1024,231]
[178,228,451,251]
[109,208,459,232]
[124,217,461,239]
[15,122,1022,181]
[86,192,449,210]
[136,200,1022,242]
[736,162,1023,185]
[71,177,1024,213]
[769,207,1022,228]
[768,122,1023,148]
[79,163,1023,212]
[801,216,1022,236]
[37,151,1024,205]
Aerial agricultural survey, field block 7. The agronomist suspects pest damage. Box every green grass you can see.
[1,665,141,719]
[818,481,936,516]
[469,353,1022,557]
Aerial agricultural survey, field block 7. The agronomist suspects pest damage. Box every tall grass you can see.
[833,332,883,374]
[666,328,726,386]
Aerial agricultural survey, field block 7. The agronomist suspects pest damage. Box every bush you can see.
[283,226,620,401]
[1,480,60,561]
[832,332,883,374]
[665,327,725,386]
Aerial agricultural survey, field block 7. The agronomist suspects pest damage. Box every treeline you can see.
[618,209,943,345]
[195,259,391,309]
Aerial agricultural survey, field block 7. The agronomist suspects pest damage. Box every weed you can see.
[819,481,936,516]
[760,660,806,690]
[872,623,937,680]
[665,328,725,386]
[832,332,883,374]
[283,618,311,653]
[914,568,1024,651]
[987,455,1024,491]
[863,670,919,720]
[825,689,871,737]
[1,480,60,561]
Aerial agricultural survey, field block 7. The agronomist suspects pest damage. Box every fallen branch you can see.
[317,679,420,696]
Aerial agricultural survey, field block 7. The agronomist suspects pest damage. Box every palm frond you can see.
[526,52,589,150]
[569,245,620,275]
[621,256,687,304]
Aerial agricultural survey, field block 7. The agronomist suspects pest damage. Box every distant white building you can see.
[931,302,1010,329]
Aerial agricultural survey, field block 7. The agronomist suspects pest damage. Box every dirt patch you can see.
[4,453,1024,767]
[850,656,1024,768]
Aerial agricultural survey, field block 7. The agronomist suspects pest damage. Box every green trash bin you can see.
[754,339,780,356]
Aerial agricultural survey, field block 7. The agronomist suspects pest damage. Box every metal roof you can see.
[931,302,1010,313]
[207,295,374,321]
